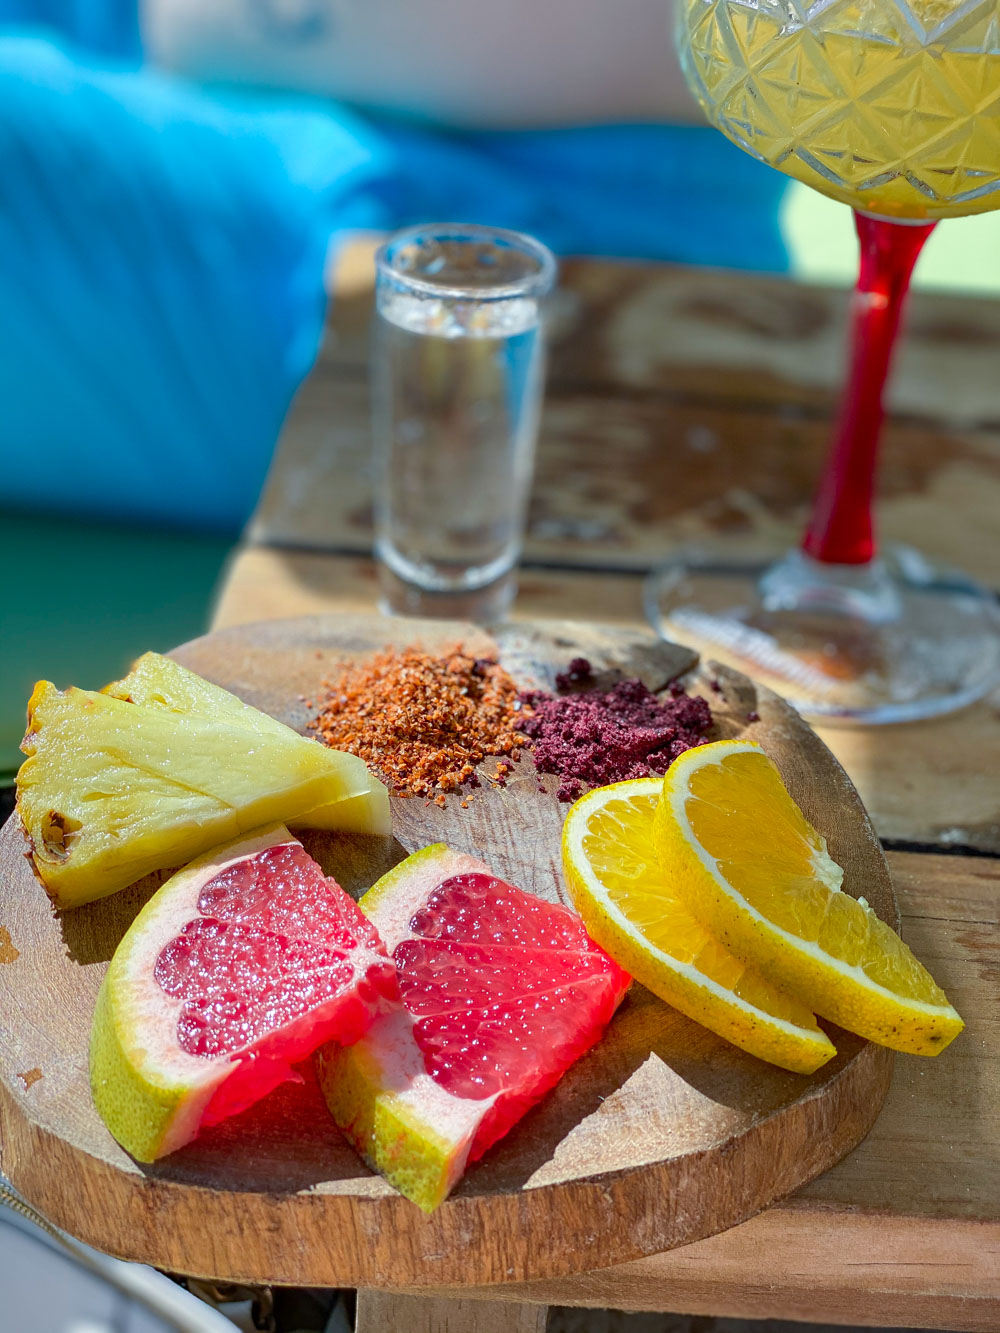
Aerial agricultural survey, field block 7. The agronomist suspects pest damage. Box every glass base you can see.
[645,544,1000,724]
[377,561,516,624]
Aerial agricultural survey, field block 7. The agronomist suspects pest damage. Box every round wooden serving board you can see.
[0,615,895,1289]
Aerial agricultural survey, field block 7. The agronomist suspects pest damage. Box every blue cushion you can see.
[0,36,385,532]
[363,118,789,272]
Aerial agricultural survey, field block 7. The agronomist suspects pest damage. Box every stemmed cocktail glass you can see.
[647,0,1000,722]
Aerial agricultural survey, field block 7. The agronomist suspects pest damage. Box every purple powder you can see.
[520,677,712,803]
[554,657,595,690]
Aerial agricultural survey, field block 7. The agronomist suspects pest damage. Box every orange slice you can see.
[653,740,963,1056]
[562,778,835,1074]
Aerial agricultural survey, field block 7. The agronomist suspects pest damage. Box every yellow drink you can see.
[679,0,1000,219]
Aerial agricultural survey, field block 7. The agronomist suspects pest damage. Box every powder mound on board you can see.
[521,660,712,802]
[309,646,529,805]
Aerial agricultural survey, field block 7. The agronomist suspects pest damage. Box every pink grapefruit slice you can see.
[90,824,397,1162]
[318,844,631,1211]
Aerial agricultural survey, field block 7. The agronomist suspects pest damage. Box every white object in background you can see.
[141,0,699,128]
[1,1182,238,1333]
[68,1254,239,1333]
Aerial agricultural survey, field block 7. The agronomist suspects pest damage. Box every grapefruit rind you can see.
[318,847,626,1215]
[90,824,391,1162]
[562,778,836,1075]
[91,827,297,1161]
[355,843,484,948]
[318,1010,485,1214]
[90,970,220,1164]
[318,844,492,1212]
[653,740,964,1056]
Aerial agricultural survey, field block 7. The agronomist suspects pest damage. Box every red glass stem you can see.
[802,211,936,565]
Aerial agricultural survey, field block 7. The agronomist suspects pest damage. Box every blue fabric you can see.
[0,0,138,60]
[0,23,787,533]
[0,37,385,531]
[361,119,787,271]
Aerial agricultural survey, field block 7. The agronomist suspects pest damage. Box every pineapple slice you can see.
[17,666,390,909]
[104,652,297,726]
[102,653,385,831]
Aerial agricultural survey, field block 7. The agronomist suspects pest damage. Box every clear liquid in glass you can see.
[372,289,544,596]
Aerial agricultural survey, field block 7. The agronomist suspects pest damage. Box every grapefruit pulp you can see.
[318,844,631,1211]
[91,825,397,1162]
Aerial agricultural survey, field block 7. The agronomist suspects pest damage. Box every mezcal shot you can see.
[372,223,556,622]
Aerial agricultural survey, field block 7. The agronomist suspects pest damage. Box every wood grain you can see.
[446,1214,1000,1332]
[355,1293,547,1333]
[0,615,895,1289]
[211,547,650,630]
[251,372,1000,589]
[251,244,1000,590]
[212,547,1000,854]
[204,245,1000,1323]
[323,242,1000,430]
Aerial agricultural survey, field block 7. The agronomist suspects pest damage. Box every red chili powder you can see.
[308,645,529,805]
[520,659,712,802]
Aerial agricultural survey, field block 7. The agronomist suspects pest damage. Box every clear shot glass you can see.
[371,223,556,622]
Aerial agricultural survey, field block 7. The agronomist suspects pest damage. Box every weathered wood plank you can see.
[251,373,1000,587]
[212,547,1000,854]
[367,852,1000,1332]
[202,247,1000,1324]
[452,1213,1000,1332]
[792,850,998,1219]
[818,707,1000,856]
[211,546,648,629]
[355,1293,547,1333]
[323,244,1000,431]
[271,246,1000,589]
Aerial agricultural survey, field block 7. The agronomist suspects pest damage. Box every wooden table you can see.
[214,246,1000,1332]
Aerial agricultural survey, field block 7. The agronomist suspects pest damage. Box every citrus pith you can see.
[319,844,630,1210]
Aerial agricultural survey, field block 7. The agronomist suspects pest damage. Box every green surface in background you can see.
[783,181,1000,292]
[0,510,233,780]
